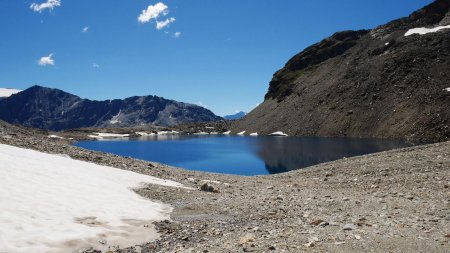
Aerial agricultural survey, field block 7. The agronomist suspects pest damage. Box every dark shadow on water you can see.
[74,135,411,176]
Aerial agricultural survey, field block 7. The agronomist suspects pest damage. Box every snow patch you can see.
[405,25,450,36]
[444,87,450,92]
[109,110,122,124]
[0,144,185,253]
[193,131,209,135]
[249,132,258,136]
[48,135,64,139]
[135,132,156,136]
[157,130,179,135]
[88,132,130,139]
[222,131,231,135]
[0,88,22,97]
[237,131,246,136]
[269,131,288,137]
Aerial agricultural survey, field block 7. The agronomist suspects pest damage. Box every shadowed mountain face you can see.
[0,86,222,131]
[233,0,450,142]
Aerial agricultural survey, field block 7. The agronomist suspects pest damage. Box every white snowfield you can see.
[88,132,130,139]
[269,131,288,136]
[237,131,246,135]
[445,87,450,92]
[249,132,258,136]
[0,88,22,97]
[222,130,231,135]
[405,25,450,36]
[0,143,186,253]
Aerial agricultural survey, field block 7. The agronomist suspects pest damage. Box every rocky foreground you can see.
[0,121,449,252]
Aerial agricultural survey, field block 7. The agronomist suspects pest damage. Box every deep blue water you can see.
[75,135,411,176]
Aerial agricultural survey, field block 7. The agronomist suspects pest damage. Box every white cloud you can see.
[30,0,61,13]
[173,31,182,38]
[82,27,89,33]
[156,17,175,30]
[138,2,169,24]
[38,54,55,66]
[138,2,176,30]
[92,63,100,68]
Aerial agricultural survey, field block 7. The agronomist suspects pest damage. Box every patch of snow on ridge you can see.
[109,110,122,124]
[249,132,258,136]
[222,131,231,135]
[0,88,22,97]
[269,131,288,136]
[405,25,450,36]
[237,131,246,135]
[0,144,186,253]
[445,87,450,92]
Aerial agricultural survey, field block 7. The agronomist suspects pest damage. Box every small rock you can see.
[310,219,323,226]
[343,223,357,231]
[304,241,315,248]
[354,235,362,240]
[319,221,329,227]
[200,183,219,193]
[239,234,255,245]
[268,245,276,250]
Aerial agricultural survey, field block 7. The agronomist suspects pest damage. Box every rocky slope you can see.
[0,85,222,131]
[233,0,450,142]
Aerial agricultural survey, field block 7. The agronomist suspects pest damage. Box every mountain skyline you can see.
[0,0,434,116]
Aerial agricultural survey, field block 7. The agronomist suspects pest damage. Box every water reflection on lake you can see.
[75,135,411,175]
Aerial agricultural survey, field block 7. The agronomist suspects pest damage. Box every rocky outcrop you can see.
[234,0,450,142]
[0,85,222,131]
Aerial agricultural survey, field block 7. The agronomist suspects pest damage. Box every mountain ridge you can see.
[0,85,222,131]
[224,111,247,120]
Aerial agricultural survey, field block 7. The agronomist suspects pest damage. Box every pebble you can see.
[343,223,358,231]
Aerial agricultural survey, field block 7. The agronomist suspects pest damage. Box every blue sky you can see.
[0,0,434,116]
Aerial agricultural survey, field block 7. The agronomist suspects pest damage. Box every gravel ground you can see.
[1,121,449,253]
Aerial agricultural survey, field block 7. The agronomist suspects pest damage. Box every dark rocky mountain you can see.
[233,0,450,142]
[0,85,222,131]
[224,111,247,120]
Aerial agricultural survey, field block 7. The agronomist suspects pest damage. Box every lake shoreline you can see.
[74,135,413,176]
[1,121,449,252]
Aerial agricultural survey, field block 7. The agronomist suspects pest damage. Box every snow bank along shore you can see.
[0,143,186,252]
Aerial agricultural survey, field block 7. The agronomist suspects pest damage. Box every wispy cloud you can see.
[156,17,175,30]
[82,27,89,33]
[173,32,182,38]
[92,63,100,68]
[138,2,176,30]
[30,0,61,13]
[38,54,55,66]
